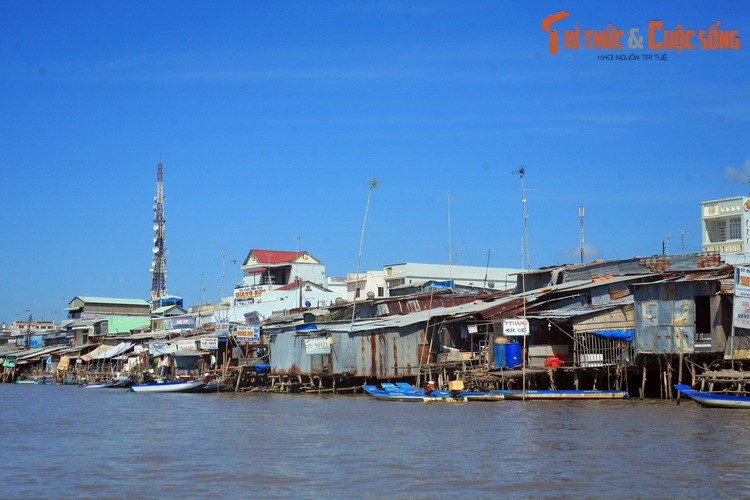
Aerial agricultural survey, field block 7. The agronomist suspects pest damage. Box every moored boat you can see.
[363,382,503,402]
[130,380,207,393]
[503,389,630,400]
[80,382,113,389]
[674,384,750,409]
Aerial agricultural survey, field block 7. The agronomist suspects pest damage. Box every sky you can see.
[1,1,749,324]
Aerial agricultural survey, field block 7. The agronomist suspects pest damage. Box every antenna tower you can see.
[150,162,167,299]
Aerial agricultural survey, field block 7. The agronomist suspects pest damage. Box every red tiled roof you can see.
[250,249,304,264]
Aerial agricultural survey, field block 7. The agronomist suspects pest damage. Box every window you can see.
[355,287,361,298]
[378,287,384,297]
[730,217,741,240]
[718,220,726,242]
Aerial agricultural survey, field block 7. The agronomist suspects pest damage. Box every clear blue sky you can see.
[1,1,748,324]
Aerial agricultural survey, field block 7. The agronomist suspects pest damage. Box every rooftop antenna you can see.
[512,166,530,271]
[579,205,585,264]
[220,251,226,302]
[448,192,454,287]
[150,162,167,301]
[350,179,378,331]
[512,165,529,398]
[483,248,492,288]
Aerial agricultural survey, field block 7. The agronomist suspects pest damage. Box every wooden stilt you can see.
[640,365,647,400]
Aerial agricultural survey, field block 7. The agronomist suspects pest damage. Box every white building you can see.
[383,262,520,295]
[701,196,750,263]
[241,249,327,288]
[346,271,385,301]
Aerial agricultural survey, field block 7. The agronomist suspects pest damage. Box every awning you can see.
[588,329,633,342]
[247,267,267,274]
[92,342,134,359]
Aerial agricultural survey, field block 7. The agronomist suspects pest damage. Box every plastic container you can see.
[494,344,508,368]
[505,343,522,367]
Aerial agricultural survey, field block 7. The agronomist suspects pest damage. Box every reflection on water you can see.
[1,385,749,498]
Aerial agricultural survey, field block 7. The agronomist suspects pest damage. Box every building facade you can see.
[701,196,750,263]
[346,271,385,301]
[383,262,520,295]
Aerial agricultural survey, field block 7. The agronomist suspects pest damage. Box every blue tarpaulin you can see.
[589,329,633,342]
[296,324,318,333]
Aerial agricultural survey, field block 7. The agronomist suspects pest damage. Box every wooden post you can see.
[573,370,579,390]
[234,365,244,392]
[640,365,647,400]
[676,351,684,403]
[547,368,556,390]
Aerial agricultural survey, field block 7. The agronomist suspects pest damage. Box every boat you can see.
[106,376,136,389]
[363,382,504,402]
[503,389,630,400]
[674,384,750,409]
[80,382,113,389]
[15,376,50,385]
[130,380,207,393]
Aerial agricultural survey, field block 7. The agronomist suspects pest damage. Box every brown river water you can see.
[1,384,749,498]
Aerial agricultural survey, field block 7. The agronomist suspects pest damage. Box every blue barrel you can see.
[505,343,522,367]
[494,344,507,368]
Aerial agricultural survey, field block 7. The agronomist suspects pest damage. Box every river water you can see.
[1,384,749,499]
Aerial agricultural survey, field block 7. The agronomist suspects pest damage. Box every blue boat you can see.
[363,382,507,402]
[674,384,750,409]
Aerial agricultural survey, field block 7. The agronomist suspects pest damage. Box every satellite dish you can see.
[149,268,153,272]
[367,291,375,299]
[304,300,311,307]
[152,246,159,254]
[153,224,159,231]
[488,281,495,289]
[152,237,157,243]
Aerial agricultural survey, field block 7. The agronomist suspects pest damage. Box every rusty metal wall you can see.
[331,325,422,378]
[269,324,423,378]
[268,329,313,375]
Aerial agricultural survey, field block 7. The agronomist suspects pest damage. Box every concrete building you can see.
[346,271,385,301]
[241,249,326,288]
[383,262,520,296]
[701,196,750,264]
[64,296,151,345]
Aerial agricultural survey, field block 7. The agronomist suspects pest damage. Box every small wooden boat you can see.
[674,384,750,409]
[363,383,502,402]
[130,380,207,393]
[503,389,630,400]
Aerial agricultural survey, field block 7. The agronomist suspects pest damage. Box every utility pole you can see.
[579,206,585,264]
[25,312,32,349]
[351,179,378,331]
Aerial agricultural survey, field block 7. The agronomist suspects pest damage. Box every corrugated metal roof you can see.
[73,296,150,306]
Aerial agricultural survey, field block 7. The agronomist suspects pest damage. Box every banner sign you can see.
[235,326,260,344]
[177,340,197,351]
[503,318,530,336]
[736,267,750,299]
[304,337,331,355]
[165,316,196,329]
[733,297,750,329]
[244,312,260,326]
[200,337,219,350]
[234,286,265,305]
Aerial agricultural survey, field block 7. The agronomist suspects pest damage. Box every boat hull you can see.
[504,390,629,400]
[130,380,207,393]
[674,384,750,409]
